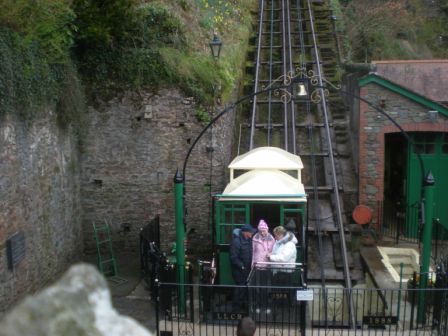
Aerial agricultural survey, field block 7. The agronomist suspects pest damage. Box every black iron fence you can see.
[155,282,448,336]
[379,201,448,259]
[140,215,162,293]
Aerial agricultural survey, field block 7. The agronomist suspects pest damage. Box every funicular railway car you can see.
[199,146,308,326]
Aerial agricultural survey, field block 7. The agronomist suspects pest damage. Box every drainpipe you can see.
[418,171,435,324]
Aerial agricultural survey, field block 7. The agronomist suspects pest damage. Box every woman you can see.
[251,219,275,314]
[252,219,275,268]
[268,225,298,266]
[268,226,299,307]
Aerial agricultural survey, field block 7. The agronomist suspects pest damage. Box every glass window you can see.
[219,204,248,244]
[413,133,437,154]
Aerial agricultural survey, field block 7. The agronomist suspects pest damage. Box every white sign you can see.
[296,289,314,301]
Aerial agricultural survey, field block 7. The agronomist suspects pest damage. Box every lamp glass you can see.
[209,34,222,58]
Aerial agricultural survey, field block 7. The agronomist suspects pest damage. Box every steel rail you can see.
[249,0,266,150]
[305,0,355,328]
[295,0,328,322]
[267,0,276,146]
[285,0,297,154]
[281,0,289,151]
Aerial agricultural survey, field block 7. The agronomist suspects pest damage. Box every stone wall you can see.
[0,112,83,315]
[358,82,448,226]
[81,88,234,255]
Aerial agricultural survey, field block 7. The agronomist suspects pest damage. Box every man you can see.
[230,223,256,310]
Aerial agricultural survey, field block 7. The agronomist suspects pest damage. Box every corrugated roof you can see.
[228,146,303,170]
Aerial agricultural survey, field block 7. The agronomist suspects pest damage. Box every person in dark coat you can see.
[230,223,256,310]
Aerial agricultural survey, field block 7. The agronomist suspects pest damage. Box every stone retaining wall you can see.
[81,88,233,254]
[0,111,82,315]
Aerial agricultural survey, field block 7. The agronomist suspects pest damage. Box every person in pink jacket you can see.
[252,219,275,268]
[252,219,275,314]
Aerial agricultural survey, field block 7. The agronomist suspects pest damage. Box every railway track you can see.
[236,0,362,291]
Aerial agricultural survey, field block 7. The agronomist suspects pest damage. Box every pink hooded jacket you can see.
[252,232,275,267]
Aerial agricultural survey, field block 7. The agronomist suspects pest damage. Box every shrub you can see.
[73,0,184,90]
[0,26,85,129]
[0,0,75,63]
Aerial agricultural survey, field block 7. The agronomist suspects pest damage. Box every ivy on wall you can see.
[0,0,256,125]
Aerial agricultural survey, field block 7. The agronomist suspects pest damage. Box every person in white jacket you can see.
[268,225,298,268]
[267,226,299,307]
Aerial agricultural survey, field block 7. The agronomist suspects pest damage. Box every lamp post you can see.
[418,171,436,323]
[173,34,223,297]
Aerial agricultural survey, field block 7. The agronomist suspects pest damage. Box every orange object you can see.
[352,205,373,225]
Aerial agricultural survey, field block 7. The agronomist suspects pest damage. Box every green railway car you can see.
[213,146,308,285]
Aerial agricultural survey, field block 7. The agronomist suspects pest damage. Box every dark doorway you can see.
[384,133,408,208]
[251,203,280,231]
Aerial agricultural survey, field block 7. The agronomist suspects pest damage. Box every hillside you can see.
[0,0,257,127]
[335,0,448,61]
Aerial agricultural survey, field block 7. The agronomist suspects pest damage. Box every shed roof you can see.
[228,146,303,170]
[218,169,306,202]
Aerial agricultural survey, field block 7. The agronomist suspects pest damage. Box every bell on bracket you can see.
[297,83,308,97]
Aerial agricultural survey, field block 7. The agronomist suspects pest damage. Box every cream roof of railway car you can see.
[218,169,306,202]
[228,146,303,170]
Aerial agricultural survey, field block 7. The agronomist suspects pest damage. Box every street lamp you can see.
[209,32,222,59]
[172,31,224,304]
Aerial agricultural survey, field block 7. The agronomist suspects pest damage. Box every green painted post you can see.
[174,170,186,315]
[418,171,435,324]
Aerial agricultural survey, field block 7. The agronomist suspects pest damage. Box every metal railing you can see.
[140,215,162,292]
[155,282,448,336]
[379,201,448,259]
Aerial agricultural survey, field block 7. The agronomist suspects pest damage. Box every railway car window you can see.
[217,203,249,244]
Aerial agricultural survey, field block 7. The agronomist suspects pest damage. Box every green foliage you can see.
[340,0,448,61]
[0,0,75,63]
[0,27,85,130]
[0,1,85,130]
[194,0,246,31]
[160,47,235,105]
[195,106,211,125]
[138,2,184,47]
[73,0,137,50]
[0,27,55,119]
[74,0,184,89]
[0,0,255,130]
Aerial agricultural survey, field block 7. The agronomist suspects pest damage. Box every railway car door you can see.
[215,202,250,284]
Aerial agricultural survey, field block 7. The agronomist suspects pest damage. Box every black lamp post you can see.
[209,32,222,59]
